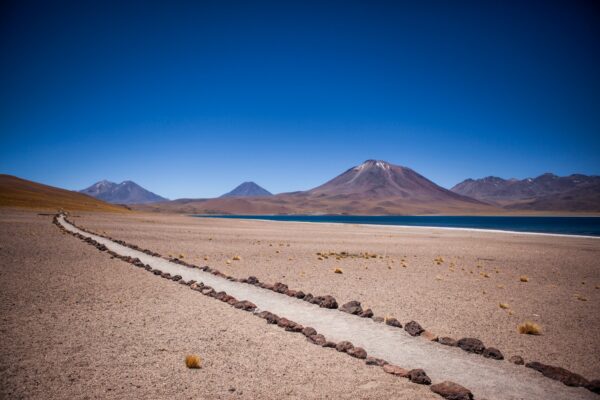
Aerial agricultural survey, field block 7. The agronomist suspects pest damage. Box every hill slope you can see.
[451,173,600,211]
[0,175,129,212]
[81,180,167,204]
[220,182,272,198]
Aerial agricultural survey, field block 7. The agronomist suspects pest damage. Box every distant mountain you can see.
[451,173,600,211]
[0,174,128,212]
[136,160,496,215]
[220,182,272,198]
[80,180,167,204]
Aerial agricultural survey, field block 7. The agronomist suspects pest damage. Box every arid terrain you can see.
[69,211,600,380]
[0,209,438,399]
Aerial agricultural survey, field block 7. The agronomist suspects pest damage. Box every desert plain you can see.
[1,208,599,399]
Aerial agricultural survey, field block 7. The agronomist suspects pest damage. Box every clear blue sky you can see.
[1,0,599,199]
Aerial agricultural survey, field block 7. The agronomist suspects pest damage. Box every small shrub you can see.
[520,276,529,282]
[185,354,202,369]
[334,268,343,274]
[499,303,509,309]
[518,321,541,335]
[232,255,241,261]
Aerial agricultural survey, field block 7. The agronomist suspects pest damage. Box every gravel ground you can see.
[0,209,438,399]
[74,211,600,379]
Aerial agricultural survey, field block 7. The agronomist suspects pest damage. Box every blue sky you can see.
[1,0,599,199]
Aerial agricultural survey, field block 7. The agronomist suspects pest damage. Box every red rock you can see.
[233,300,256,311]
[383,364,409,377]
[385,318,402,328]
[295,291,306,299]
[365,357,387,366]
[323,341,337,348]
[273,282,288,293]
[307,334,327,346]
[404,321,425,336]
[457,338,485,354]
[302,327,317,337]
[408,369,431,385]
[335,341,354,353]
[340,300,362,315]
[359,308,374,318]
[509,355,524,365]
[525,361,589,387]
[430,381,473,400]
[317,295,338,309]
[437,337,458,347]
[347,347,367,359]
[483,347,504,360]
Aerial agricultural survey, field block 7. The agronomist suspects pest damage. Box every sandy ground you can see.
[73,212,600,379]
[0,209,438,399]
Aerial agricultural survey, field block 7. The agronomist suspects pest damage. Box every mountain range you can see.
[451,173,600,211]
[220,182,272,198]
[80,180,167,204]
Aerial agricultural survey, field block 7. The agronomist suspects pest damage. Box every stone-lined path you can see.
[57,215,596,400]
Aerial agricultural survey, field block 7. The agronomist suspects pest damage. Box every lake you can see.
[192,215,600,237]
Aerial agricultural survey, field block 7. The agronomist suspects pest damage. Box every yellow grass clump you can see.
[499,303,510,309]
[185,354,202,369]
[520,275,529,282]
[334,268,343,274]
[232,255,241,261]
[518,321,541,335]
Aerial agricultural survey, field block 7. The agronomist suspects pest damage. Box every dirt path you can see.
[58,215,596,400]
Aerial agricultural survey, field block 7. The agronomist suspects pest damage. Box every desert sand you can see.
[2,209,599,399]
[73,211,600,379]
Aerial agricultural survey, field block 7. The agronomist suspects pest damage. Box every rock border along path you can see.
[55,214,597,400]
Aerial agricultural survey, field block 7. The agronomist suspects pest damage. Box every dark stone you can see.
[317,295,338,309]
[408,369,431,385]
[365,357,388,366]
[430,381,473,400]
[385,318,402,328]
[457,338,485,354]
[404,321,425,336]
[152,269,162,275]
[347,347,367,359]
[509,355,524,365]
[372,316,384,323]
[273,282,288,293]
[323,341,337,348]
[295,291,306,299]
[277,318,292,329]
[307,334,327,346]
[482,347,504,360]
[586,379,600,394]
[437,337,458,347]
[201,287,215,296]
[161,272,172,279]
[525,361,589,387]
[247,276,259,285]
[340,300,363,315]
[335,341,354,353]
[257,311,280,324]
[233,300,257,311]
[302,327,317,337]
[303,293,314,303]
[359,308,374,318]
[285,289,297,297]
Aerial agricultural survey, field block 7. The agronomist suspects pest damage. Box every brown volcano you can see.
[137,160,497,215]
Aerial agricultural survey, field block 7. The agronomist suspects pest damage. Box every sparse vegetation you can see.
[232,255,241,261]
[518,321,541,335]
[185,354,202,369]
[333,267,343,274]
[499,303,509,309]
[520,275,529,282]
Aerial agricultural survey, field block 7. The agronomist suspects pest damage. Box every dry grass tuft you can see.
[518,321,541,335]
[185,354,202,369]
[499,302,510,309]
[519,275,529,282]
[333,267,343,274]
[232,255,241,261]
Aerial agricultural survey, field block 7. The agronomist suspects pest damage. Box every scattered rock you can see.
[509,355,524,365]
[323,341,337,348]
[201,288,215,296]
[273,282,288,293]
[317,295,338,309]
[340,300,363,315]
[359,308,374,318]
[437,337,458,347]
[404,321,425,336]
[335,341,354,353]
[303,293,314,303]
[586,380,600,394]
[430,381,473,400]
[482,347,504,360]
[246,276,259,285]
[457,338,485,354]
[347,347,367,359]
[257,311,279,324]
[365,357,387,366]
[382,364,409,377]
[385,318,402,328]
[408,369,431,385]
[307,334,327,346]
[171,275,182,281]
[302,327,317,337]
[295,291,306,299]
[525,361,589,387]
[233,300,256,311]
[372,316,384,323]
